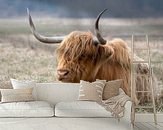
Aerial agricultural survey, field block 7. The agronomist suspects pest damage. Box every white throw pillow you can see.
[0,101,54,117]
[55,101,112,117]
[10,78,37,100]
[1,88,34,103]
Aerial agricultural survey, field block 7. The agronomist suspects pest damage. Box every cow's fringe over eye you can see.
[56,31,97,62]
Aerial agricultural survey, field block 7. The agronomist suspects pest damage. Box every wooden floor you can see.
[134,122,163,130]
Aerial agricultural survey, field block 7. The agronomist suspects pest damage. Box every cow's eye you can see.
[81,54,86,58]
[78,54,86,61]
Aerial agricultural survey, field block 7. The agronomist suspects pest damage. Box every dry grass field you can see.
[0,18,163,112]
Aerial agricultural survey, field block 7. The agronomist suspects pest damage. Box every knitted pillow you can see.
[103,79,122,100]
[78,80,106,102]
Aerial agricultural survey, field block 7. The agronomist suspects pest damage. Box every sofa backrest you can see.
[36,82,80,105]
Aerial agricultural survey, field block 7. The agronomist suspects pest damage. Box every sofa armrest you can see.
[122,101,132,122]
[117,101,133,129]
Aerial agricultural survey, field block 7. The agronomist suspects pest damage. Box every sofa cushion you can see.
[55,101,112,117]
[103,79,122,100]
[0,101,54,117]
[10,78,37,100]
[78,80,106,102]
[1,88,34,103]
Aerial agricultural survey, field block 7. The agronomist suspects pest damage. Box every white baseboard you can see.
[135,113,163,122]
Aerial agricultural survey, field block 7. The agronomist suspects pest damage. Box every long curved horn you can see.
[94,9,108,45]
[27,8,64,44]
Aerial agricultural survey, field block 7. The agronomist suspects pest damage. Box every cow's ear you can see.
[107,46,114,58]
[98,45,114,59]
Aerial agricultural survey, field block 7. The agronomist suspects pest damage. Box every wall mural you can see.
[27,8,162,107]
[0,7,162,113]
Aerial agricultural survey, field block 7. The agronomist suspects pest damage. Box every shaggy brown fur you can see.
[96,39,131,96]
[56,31,151,103]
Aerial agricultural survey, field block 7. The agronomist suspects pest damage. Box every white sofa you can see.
[0,82,132,130]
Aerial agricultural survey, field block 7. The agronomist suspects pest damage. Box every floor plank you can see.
[134,122,163,130]
[149,122,163,130]
[158,123,163,127]
[135,122,150,130]
[144,122,160,130]
[133,124,141,130]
